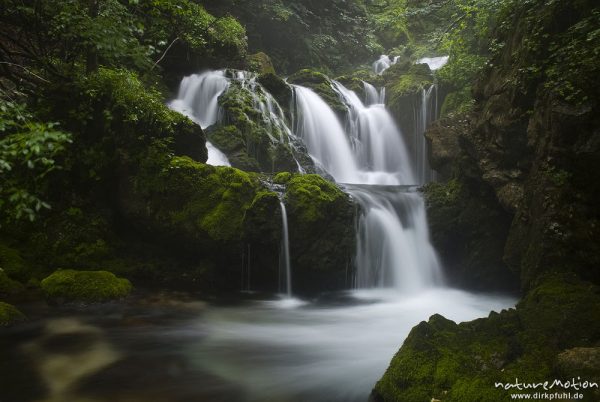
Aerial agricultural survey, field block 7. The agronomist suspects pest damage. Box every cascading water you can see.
[373,55,400,75]
[279,201,292,297]
[169,69,305,170]
[168,70,231,166]
[292,79,442,291]
[413,84,439,184]
[363,81,385,105]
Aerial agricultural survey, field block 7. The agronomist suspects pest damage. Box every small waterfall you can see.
[373,55,399,75]
[412,84,440,185]
[350,185,442,291]
[417,56,449,71]
[170,70,305,170]
[279,201,292,297]
[292,85,359,183]
[168,70,231,166]
[363,81,385,106]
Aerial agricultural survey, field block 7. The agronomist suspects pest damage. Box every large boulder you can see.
[276,173,356,294]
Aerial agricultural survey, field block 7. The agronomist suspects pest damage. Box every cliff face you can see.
[372,0,600,400]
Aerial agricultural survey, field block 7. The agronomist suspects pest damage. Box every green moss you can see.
[41,269,132,303]
[0,243,27,281]
[258,73,292,111]
[288,69,347,114]
[248,52,276,75]
[387,63,433,104]
[0,302,26,326]
[440,88,475,116]
[373,273,600,401]
[273,171,292,184]
[335,69,383,94]
[213,80,297,172]
[285,174,346,223]
[0,270,25,297]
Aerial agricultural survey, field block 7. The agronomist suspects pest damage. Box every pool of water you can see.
[0,288,516,402]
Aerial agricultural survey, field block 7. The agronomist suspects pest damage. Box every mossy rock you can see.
[41,269,132,303]
[248,52,276,75]
[371,273,600,401]
[285,174,347,223]
[258,73,293,112]
[213,81,299,173]
[335,69,383,95]
[422,178,517,291]
[281,174,356,294]
[386,63,433,104]
[0,269,25,297]
[287,69,347,115]
[0,243,27,282]
[0,302,26,326]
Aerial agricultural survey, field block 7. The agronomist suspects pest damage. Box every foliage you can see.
[203,0,382,74]
[0,0,247,91]
[0,100,72,223]
[0,302,26,326]
[40,269,132,303]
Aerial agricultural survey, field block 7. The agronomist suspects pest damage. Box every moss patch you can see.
[0,270,25,297]
[0,302,26,326]
[288,69,347,115]
[285,174,347,223]
[41,269,132,303]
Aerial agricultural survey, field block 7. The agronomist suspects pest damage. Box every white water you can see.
[373,54,400,75]
[363,81,385,106]
[190,289,516,402]
[417,56,449,71]
[279,201,292,297]
[292,78,443,290]
[412,84,439,184]
[169,70,304,169]
[169,70,232,166]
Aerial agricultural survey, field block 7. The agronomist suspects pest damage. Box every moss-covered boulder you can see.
[0,243,27,282]
[247,52,276,75]
[371,274,600,402]
[335,69,383,96]
[278,174,356,294]
[41,270,132,303]
[0,302,26,326]
[0,269,25,297]
[258,73,293,113]
[209,80,304,173]
[422,177,517,291]
[287,69,347,115]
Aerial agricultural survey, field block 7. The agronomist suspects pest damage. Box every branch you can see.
[0,61,50,83]
[151,37,180,70]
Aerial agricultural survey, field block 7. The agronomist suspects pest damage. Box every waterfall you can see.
[417,56,449,71]
[363,81,385,106]
[168,70,232,166]
[291,79,443,292]
[170,67,444,293]
[169,69,304,169]
[412,84,440,185]
[279,201,292,297]
[373,55,400,75]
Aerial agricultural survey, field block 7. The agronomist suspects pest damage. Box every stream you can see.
[0,289,515,402]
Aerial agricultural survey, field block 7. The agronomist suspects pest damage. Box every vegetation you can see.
[41,269,132,303]
[0,302,26,326]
